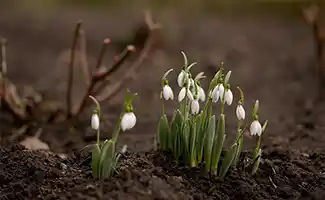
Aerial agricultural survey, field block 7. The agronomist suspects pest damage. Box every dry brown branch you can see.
[96,33,157,103]
[303,3,325,100]
[73,46,133,118]
[66,21,82,118]
[79,29,91,85]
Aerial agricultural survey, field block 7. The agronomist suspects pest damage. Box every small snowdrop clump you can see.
[157,52,268,178]
[88,90,137,180]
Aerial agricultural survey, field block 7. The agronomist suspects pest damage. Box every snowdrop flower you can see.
[162,85,174,100]
[211,84,224,103]
[91,113,99,130]
[198,86,206,102]
[191,99,200,114]
[224,89,233,105]
[218,84,225,100]
[236,104,245,120]
[211,87,219,103]
[177,70,187,87]
[178,87,194,102]
[121,112,137,131]
[250,120,262,136]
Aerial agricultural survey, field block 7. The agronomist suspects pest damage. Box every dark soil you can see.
[0,144,324,200]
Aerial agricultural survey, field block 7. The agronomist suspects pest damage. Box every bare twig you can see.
[66,21,82,118]
[1,38,7,75]
[79,29,91,85]
[96,33,156,103]
[1,38,7,98]
[95,38,111,70]
[73,46,133,118]
[303,3,325,100]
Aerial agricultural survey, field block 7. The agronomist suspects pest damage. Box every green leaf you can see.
[99,139,116,179]
[91,144,101,179]
[196,100,211,164]
[219,143,238,178]
[204,115,216,172]
[211,114,226,173]
[158,114,170,150]
[171,110,184,160]
[189,119,197,167]
[252,148,262,175]
[182,121,191,164]
[232,133,243,166]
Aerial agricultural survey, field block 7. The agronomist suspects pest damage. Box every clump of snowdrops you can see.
[158,52,268,178]
[89,90,137,180]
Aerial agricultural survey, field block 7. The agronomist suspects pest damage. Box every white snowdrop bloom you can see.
[91,113,99,130]
[178,87,186,102]
[177,70,187,87]
[224,89,233,105]
[250,120,262,136]
[211,86,220,103]
[191,99,200,114]
[162,85,174,100]
[217,84,225,101]
[198,87,206,102]
[121,112,137,131]
[178,87,194,102]
[236,105,245,120]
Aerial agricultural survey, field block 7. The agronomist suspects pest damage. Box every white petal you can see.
[250,120,262,136]
[191,100,200,114]
[91,114,100,130]
[236,105,245,120]
[225,89,233,105]
[178,87,186,102]
[198,87,206,102]
[127,112,137,130]
[121,112,137,131]
[187,89,194,101]
[163,85,174,100]
[218,84,225,100]
[211,87,220,103]
[177,71,186,87]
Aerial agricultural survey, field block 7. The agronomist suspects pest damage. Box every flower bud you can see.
[91,113,100,130]
[236,104,245,120]
[191,99,200,114]
[224,89,233,105]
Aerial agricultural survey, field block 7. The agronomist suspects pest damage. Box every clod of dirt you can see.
[0,144,325,200]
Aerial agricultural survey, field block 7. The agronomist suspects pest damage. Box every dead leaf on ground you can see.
[20,136,49,150]
[20,129,49,150]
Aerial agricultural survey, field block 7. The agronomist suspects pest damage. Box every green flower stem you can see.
[253,134,262,160]
[111,113,123,143]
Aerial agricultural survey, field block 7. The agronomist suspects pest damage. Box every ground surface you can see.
[1,4,325,200]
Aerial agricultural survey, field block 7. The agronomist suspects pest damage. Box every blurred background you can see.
[1,0,325,153]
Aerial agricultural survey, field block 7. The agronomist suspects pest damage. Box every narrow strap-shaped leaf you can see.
[232,132,244,166]
[219,143,238,178]
[190,119,197,167]
[252,148,262,175]
[99,140,115,179]
[171,110,183,160]
[204,115,216,172]
[91,144,101,179]
[182,122,191,164]
[211,114,226,173]
[158,114,170,150]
